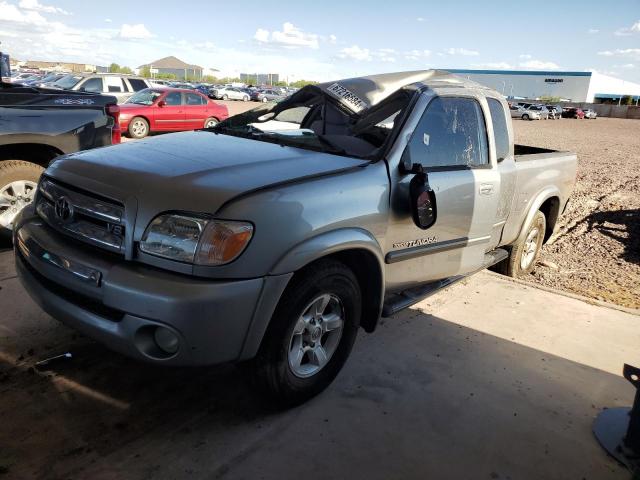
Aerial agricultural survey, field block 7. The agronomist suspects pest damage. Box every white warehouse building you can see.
[446,69,640,103]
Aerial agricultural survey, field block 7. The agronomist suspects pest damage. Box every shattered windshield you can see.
[212,85,413,160]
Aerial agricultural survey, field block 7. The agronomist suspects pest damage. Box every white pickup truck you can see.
[14,70,577,405]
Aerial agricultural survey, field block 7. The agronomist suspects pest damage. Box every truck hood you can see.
[45,130,365,217]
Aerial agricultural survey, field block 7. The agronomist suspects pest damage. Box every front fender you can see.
[269,227,385,276]
[515,186,561,244]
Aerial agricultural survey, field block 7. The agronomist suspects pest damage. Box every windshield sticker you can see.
[325,83,367,113]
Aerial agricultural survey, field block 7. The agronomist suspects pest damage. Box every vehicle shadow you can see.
[586,208,640,265]
[0,297,633,480]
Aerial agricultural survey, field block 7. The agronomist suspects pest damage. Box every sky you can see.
[1,0,639,82]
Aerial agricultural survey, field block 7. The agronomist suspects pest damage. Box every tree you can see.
[290,79,318,88]
[539,95,561,103]
[621,95,634,105]
[120,66,133,74]
[139,66,151,78]
[109,63,120,73]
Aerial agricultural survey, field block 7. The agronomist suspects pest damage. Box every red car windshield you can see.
[126,89,163,106]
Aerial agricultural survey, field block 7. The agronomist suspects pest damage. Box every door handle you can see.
[479,183,495,195]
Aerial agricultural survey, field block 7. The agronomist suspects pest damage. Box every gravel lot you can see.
[513,117,640,309]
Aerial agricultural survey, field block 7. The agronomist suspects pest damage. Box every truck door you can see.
[385,94,501,292]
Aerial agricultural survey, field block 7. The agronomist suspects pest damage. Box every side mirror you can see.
[408,164,437,230]
[157,100,166,107]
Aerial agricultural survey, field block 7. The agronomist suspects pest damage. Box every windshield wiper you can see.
[314,134,347,155]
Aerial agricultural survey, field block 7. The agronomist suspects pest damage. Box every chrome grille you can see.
[36,178,125,254]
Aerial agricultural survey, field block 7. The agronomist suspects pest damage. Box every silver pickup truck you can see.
[14,71,577,405]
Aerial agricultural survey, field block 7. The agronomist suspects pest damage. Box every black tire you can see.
[128,117,149,139]
[252,259,361,407]
[222,94,228,101]
[0,160,44,239]
[522,114,530,121]
[493,210,546,278]
[203,117,218,128]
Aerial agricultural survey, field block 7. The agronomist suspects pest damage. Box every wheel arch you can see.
[239,229,386,361]
[515,188,561,245]
[0,143,64,168]
[270,228,385,333]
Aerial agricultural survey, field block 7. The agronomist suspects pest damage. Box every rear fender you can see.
[515,187,561,244]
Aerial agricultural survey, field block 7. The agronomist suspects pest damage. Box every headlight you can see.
[139,214,253,266]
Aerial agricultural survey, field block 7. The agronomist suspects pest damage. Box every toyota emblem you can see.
[54,196,74,222]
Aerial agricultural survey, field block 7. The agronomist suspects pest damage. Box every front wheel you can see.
[262,97,269,103]
[203,117,218,128]
[0,160,43,238]
[494,210,546,278]
[252,259,361,406]
[242,95,249,102]
[222,94,228,101]
[522,114,530,121]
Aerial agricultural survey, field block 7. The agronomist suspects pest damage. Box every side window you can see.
[185,93,204,105]
[164,92,182,106]
[105,76,124,92]
[487,98,510,162]
[406,97,489,168]
[80,77,103,93]
[128,78,148,92]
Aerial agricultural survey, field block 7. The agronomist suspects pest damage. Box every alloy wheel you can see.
[0,180,37,230]
[288,293,344,378]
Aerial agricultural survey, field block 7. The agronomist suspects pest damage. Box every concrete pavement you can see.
[0,247,638,479]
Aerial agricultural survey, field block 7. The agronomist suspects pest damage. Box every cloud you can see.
[254,28,269,43]
[614,20,640,36]
[253,22,319,49]
[0,1,47,25]
[475,62,514,69]
[587,28,599,34]
[338,45,371,61]
[519,54,531,59]
[598,48,640,61]
[403,49,431,60]
[104,18,112,23]
[519,59,560,70]
[618,63,636,69]
[329,34,337,44]
[444,47,479,56]
[119,23,153,39]
[18,0,70,15]
[417,17,425,22]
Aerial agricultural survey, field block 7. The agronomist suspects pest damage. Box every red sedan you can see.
[119,88,229,139]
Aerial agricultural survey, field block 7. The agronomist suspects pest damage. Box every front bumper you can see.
[14,211,291,366]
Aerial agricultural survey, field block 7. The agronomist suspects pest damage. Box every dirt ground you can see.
[513,117,640,309]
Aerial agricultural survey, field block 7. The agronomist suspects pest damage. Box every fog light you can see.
[154,327,179,354]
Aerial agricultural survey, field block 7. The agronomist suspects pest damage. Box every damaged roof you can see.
[313,69,492,115]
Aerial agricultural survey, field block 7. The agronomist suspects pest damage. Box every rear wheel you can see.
[493,210,546,278]
[0,160,43,238]
[128,117,149,139]
[242,95,249,102]
[252,259,361,406]
[522,114,530,121]
[262,97,269,103]
[222,94,229,101]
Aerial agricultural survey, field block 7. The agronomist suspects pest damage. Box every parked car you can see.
[562,107,585,119]
[251,89,286,103]
[545,105,562,120]
[509,104,540,120]
[50,73,151,103]
[0,81,120,237]
[14,70,577,406]
[526,104,549,120]
[582,108,598,119]
[119,88,228,138]
[211,86,251,101]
